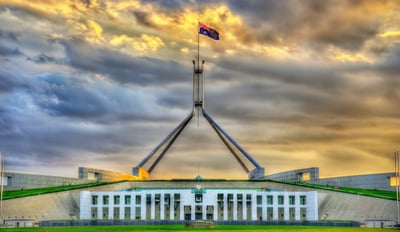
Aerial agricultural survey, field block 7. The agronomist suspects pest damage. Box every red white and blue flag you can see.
[199,22,219,40]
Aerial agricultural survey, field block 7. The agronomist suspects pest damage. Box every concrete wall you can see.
[265,167,320,182]
[310,173,395,191]
[265,167,395,191]
[3,167,142,190]
[3,172,91,191]
[78,167,141,182]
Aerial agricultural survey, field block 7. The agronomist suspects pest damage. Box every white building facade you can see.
[80,188,318,221]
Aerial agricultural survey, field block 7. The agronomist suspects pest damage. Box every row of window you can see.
[92,194,306,206]
[260,195,306,205]
[92,195,141,205]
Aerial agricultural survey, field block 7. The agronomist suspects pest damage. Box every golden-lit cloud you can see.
[379,31,400,38]
[110,34,164,53]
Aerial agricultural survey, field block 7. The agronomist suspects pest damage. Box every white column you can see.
[191,203,195,221]
[273,194,278,220]
[243,195,247,220]
[120,204,124,220]
[223,193,228,220]
[262,194,267,221]
[251,194,257,221]
[180,199,184,220]
[160,193,165,220]
[214,201,218,221]
[233,194,238,220]
[130,196,135,220]
[79,191,91,219]
[295,194,300,221]
[283,193,289,221]
[170,194,175,220]
[109,194,113,219]
[307,191,318,220]
[151,194,155,220]
[141,194,146,220]
[98,207,102,220]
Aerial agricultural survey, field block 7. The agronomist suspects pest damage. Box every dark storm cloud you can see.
[216,56,348,92]
[0,71,160,170]
[27,53,64,64]
[0,44,22,56]
[205,53,397,125]
[131,11,158,29]
[375,44,400,76]
[226,0,386,50]
[0,29,19,41]
[0,64,28,93]
[156,87,192,109]
[32,72,173,123]
[61,38,190,86]
[140,0,193,10]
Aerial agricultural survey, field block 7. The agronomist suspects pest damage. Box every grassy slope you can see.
[2,181,127,200]
[267,180,396,200]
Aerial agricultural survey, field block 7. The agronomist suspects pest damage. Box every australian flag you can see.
[199,22,220,40]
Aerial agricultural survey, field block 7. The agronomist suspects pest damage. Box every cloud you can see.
[226,0,394,51]
[0,44,22,56]
[132,11,158,29]
[61,38,190,86]
[0,29,19,41]
[26,53,64,64]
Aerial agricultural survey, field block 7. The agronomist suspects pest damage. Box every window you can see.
[125,195,131,205]
[103,195,109,205]
[114,195,120,205]
[195,193,203,203]
[246,194,252,201]
[146,194,151,204]
[228,194,233,209]
[92,196,98,205]
[267,195,273,205]
[289,195,295,205]
[300,196,306,205]
[155,194,161,202]
[278,195,284,205]
[164,194,170,204]
[135,195,141,204]
[302,172,311,181]
[256,195,262,204]
[390,176,399,186]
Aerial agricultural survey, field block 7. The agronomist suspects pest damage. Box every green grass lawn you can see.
[0,225,396,232]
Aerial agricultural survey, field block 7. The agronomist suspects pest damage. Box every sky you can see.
[1,0,400,180]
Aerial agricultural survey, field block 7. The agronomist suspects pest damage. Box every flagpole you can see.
[197,20,200,126]
[197,21,200,71]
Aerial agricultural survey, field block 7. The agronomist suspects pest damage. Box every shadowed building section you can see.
[133,60,265,180]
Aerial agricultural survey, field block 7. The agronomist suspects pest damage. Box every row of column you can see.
[80,191,315,221]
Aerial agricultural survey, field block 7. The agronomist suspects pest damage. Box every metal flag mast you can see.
[133,22,265,180]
